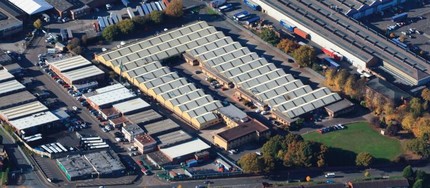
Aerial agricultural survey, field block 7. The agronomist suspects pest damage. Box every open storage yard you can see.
[303,122,402,163]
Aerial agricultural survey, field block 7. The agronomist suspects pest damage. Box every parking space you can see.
[369,3,430,56]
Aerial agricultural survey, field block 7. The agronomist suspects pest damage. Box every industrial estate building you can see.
[48,55,105,89]
[8,0,53,15]
[56,150,125,181]
[122,123,144,142]
[96,21,341,127]
[321,0,406,19]
[160,139,211,162]
[0,69,14,83]
[133,133,157,154]
[0,3,22,38]
[0,69,64,135]
[213,105,270,150]
[366,78,411,106]
[256,0,430,86]
[85,84,136,110]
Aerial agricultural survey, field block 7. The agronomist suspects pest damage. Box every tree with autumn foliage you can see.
[324,68,337,87]
[333,69,349,91]
[165,0,183,18]
[277,39,299,53]
[238,153,264,174]
[344,74,358,98]
[292,45,316,67]
[413,117,430,139]
[355,152,374,167]
[402,113,416,131]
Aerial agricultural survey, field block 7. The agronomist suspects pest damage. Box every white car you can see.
[261,111,269,115]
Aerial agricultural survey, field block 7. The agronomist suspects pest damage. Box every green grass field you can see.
[303,122,402,163]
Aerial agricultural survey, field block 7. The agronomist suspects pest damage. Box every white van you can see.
[325,172,336,178]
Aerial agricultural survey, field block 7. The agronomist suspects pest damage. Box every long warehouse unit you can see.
[96,21,340,127]
[256,0,430,86]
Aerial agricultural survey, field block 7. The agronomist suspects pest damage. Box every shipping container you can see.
[392,12,407,22]
[142,4,150,15]
[233,10,248,20]
[121,0,130,7]
[243,0,261,11]
[322,48,335,57]
[97,17,105,30]
[67,29,73,40]
[186,159,198,167]
[280,19,295,32]
[218,4,233,12]
[392,38,408,49]
[333,52,343,61]
[210,0,226,8]
[137,6,144,16]
[70,5,90,20]
[159,0,166,9]
[293,28,310,39]
[146,3,153,13]
[324,57,340,69]
[244,15,260,25]
[150,2,158,11]
[235,12,250,21]
[127,7,135,18]
[155,1,163,11]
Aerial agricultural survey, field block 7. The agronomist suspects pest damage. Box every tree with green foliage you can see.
[238,153,264,174]
[406,138,430,158]
[150,10,164,24]
[102,25,120,41]
[132,16,148,26]
[413,179,424,188]
[355,152,374,167]
[283,141,326,167]
[262,155,276,173]
[284,133,304,145]
[261,135,284,158]
[409,97,424,118]
[292,45,316,67]
[259,28,280,46]
[33,19,42,29]
[416,170,427,183]
[117,19,135,34]
[165,0,183,18]
[403,165,414,181]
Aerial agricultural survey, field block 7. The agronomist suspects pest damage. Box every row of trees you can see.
[102,0,183,41]
[403,165,429,188]
[325,68,366,100]
[258,29,316,67]
[238,134,376,174]
[238,134,328,174]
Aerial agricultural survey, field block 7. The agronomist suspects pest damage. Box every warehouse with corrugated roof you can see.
[0,101,48,121]
[48,55,105,89]
[95,21,342,127]
[0,79,25,97]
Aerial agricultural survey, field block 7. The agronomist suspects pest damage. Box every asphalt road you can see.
[0,126,45,187]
